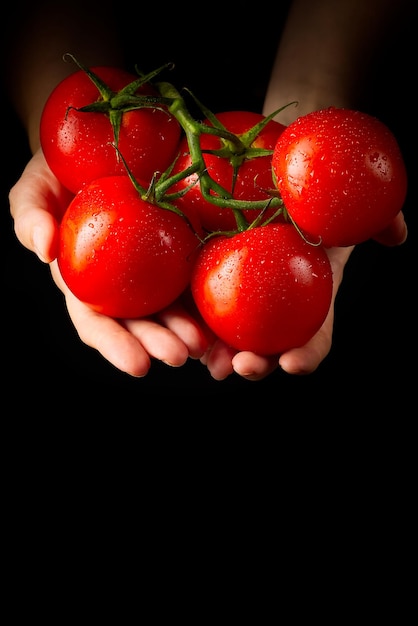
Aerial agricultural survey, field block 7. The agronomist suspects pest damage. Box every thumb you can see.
[372,211,407,246]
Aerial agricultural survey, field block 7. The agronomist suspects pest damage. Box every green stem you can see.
[157,81,283,231]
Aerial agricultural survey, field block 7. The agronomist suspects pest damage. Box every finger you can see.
[277,244,349,375]
[9,150,73,261]
[156,301,209,359]
[50,261,152,376]
[278,303,334,375]
[13,207,59,263]
[202,341,236,380]
[372,211,407,246]
[53,261,192,373]
[232,351,279,381]
[122,316,190,368]
[65,291,154,377]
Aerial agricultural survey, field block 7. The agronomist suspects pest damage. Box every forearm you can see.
[263,0,410,124]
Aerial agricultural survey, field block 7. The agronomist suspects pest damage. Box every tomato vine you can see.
[64,54,288,234]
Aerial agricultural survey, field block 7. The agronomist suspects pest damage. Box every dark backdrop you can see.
[2,10,416,411]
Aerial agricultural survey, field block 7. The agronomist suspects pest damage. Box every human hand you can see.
[199,212,408,381]
[9,150,407,380]
[8,149,209,377]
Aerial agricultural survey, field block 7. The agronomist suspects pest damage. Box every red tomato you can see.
[271,107,408,247]
[40,66,182,193]
[191,223,333,355]
[58,176,200,318]
[170,110,286,232]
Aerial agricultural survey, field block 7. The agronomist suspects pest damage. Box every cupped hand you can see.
[200,245,353,380]
[201,212,408,381]
[50,261,208,376]
[8,149,209,377]
[9,148,73,262]
[9,149,407,380]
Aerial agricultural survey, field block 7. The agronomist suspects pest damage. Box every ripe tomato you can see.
[40,66,182,193]
[191,223,333,355]
[170,110,286,232]
[272,107,408,247]
[58,176,200,318]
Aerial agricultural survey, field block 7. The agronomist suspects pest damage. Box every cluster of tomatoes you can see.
[40,57,408,355]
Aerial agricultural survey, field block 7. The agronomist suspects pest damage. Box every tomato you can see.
[271,107,408,247]
[191,223,333,355]
[170,110,286,232]
[40,66,182,193]
[58,176,200,318]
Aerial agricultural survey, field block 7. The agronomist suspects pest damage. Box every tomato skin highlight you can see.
[191,223,333,355]
[272,107,408,247]
[58,176,200,318]
[40,67,182,193]
[171,110,286,232]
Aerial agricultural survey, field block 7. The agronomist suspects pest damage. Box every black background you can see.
[2,10,416,412]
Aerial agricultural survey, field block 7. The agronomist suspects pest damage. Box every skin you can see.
[4,0,410,380]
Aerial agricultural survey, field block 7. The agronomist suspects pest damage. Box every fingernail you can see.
[33,226,48,263]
